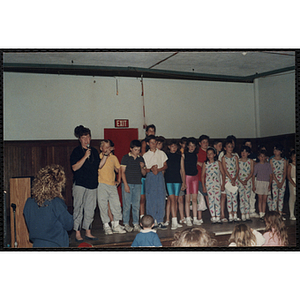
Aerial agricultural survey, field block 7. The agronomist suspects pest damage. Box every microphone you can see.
[11,203,16,212]
[87,144,90,160]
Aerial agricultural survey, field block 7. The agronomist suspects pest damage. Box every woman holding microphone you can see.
[70,125,109,242]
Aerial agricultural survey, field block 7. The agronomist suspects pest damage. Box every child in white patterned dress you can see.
[221,140,240,222]
[270,144,287,217]
[202,147,225,224]
[237,145,254,222]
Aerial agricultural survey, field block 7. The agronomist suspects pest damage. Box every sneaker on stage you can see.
[124,224,133,232]
[157,223,168,230]
[179,218,186,224]
[186,217,193,226]
[250,212,260,218]
[133,224,141,232]
[104,226,113,235]
[193,219,203,226]
[112,225,126,234]
[211,217,217,224]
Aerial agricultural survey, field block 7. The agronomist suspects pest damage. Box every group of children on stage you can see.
[95,124,295,247]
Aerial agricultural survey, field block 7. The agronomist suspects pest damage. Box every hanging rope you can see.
[141,74,146,129]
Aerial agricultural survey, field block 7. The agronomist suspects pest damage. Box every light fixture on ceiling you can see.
[242,52,247,56]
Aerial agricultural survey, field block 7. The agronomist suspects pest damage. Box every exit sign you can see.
[115,119,129,128]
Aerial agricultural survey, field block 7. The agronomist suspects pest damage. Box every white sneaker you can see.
[290,216,296,221]
[133,224,141,232]
[112,225,126,234]
[250,212,260,218]
[124,224,133,232]
[163,221,170,226]
[211,217,217,224]
[104,226,113,235]
[193,219,203,226]
[221,218,228,223]
[241,215,246,222]
[229,215,234,223]
[179,218,186,224]
[215,217,222,224]
[171,219,183,230]
[186,217,193,226]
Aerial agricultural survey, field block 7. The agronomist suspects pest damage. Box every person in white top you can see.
[143,135,168,230]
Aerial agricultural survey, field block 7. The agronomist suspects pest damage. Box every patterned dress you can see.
[238,159,252,215]
[271,158,286,212]
[224,155,238,213]
[205,161,221,217]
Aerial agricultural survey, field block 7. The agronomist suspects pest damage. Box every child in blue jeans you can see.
[121,140,146,232]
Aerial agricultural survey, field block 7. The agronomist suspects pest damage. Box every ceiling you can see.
[3,50,296,83]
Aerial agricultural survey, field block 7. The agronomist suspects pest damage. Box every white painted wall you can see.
[255,72,295,137]
[4,72,256,140]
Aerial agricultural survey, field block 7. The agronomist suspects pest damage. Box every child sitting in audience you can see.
[263,211,288,246]
[171,227,216,247]
[131,215,162,247]
[228,223,265,247]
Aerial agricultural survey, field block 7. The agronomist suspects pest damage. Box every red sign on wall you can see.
[115,119,129,128]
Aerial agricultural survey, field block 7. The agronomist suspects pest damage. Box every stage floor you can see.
[69,207,297,249]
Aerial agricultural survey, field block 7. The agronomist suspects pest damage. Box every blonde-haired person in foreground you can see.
[23,165,73,247]
[171,227,216,247]
[228,223,265,247]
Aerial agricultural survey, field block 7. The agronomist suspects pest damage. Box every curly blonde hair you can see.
[172,227,216,247]
[32,165,66,206]
[228,224,257,247]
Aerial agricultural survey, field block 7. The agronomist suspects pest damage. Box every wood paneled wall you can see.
[4,140,101,211]
[4,134,295,213]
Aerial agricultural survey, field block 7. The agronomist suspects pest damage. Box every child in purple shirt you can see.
[252,150,273,220]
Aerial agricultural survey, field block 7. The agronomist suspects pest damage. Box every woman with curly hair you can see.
[23,165,73,247]
[171,227,216,247]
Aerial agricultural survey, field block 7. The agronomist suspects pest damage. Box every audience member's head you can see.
[32,164,66,207]
[172,227,216,247]
[141,215,155,229]
[228,224,256,247]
